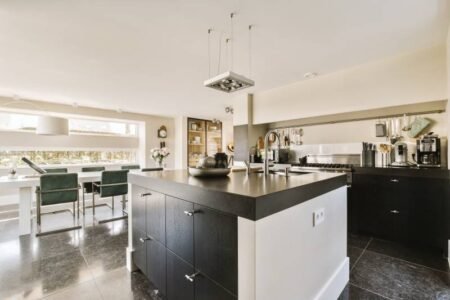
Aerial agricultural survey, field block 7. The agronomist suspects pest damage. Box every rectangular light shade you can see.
[204,71,254,93]
[36,115,69,135]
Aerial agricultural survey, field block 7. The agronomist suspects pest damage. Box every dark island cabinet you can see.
[132,186,238,299]
[350,173,448,251]
[194,204,238,295]
[166,196,194,264]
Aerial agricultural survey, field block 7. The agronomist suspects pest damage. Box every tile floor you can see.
[0,204,449,299]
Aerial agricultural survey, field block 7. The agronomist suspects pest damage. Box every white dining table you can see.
[0,171,104,236]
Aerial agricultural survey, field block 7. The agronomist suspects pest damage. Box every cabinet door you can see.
[166,250,194,300]
[408,177,447,249]
[195,274,236,300]
[147,239,166,296]
[132,228,147,275]
[354,174,381,235]
[146,191,166,245]
[131,185,147,233]
[166,196,194,264]
[194,204,237,295]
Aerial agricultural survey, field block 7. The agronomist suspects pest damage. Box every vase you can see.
[158,161,164,169]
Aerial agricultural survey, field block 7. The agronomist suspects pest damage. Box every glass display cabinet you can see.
[187,118,222,167]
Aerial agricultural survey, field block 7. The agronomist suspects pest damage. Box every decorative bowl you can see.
[188,167,231,177]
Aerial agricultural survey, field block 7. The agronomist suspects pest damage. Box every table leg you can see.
[19,186,32,236]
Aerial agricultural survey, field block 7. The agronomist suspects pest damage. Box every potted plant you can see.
[151,147,170,168]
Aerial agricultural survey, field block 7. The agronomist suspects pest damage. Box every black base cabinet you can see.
[350,173,448,253]
[132,186,238,299]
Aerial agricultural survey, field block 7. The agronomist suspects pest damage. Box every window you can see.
[0,150,137,167]
[69,118,138,136]
[0,111,37,131]
[0,111,139,137]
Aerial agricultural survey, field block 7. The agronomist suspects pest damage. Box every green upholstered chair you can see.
[44,168,68,173]
[35,173,81,236]
[121,165,140,170]
[92,170,128,223]
[81,166,105,214]
[141,167,163,172]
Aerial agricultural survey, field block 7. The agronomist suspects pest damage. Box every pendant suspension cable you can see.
[230,12,235,70]
[217,31,223,74]
[207,28,212,78]
[225,38,230,71]
[248,24,253,78]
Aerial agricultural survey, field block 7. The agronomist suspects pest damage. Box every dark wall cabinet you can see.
[350,173,448,252]
[132,186,237,299]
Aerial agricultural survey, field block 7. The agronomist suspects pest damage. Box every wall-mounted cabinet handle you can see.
[140,192,152,197]
[139,236,151,243]
[390,179,399,183]
[184,210,196,216]
[184,272,200,282]
[390,210,400,214]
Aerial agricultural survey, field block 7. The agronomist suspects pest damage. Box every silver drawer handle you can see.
[184,272,200,282]
[346,184,352,188]
[139,236,151,243]
[140,192,152,197]
[390,179,399,183]
[184,210,195,216]
[390,210,400,214]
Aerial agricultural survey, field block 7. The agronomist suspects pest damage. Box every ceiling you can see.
[0,0,448,119]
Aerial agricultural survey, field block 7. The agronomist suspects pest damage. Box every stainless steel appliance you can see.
[391,142,411,167]
[416,133,441,167]
[291,154,360,184]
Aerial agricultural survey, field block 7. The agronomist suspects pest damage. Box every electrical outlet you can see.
[313,208,325,227]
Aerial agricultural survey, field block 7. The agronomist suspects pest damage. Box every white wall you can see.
[289,112,447,145]
[253,45,447,125]
[0,96,176,169]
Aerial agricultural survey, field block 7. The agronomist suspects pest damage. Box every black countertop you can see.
[129,170,346,220]
[353,166,450,179]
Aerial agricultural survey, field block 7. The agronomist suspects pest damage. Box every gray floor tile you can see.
[338,284,389,300]
[351,250,450,300]
[367,238,450,273]
[42,280,102,300]
[95,267,160,300]
[0,250,93,299]
[348,246,364,270]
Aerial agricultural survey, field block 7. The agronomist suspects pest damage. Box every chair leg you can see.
[122,195,126,211]
[112,196,114,210]
[92,193,95,215]
[72,201,76,219]
[82,188,86,215]
[36,192,41,229]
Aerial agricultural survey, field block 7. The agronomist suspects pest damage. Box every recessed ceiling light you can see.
[304,72,318,79]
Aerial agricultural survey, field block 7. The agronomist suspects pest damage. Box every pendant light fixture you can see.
[204,13,255,93]
[0,95,69,136]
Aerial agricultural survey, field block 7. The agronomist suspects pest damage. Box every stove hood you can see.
[203,71,254,93]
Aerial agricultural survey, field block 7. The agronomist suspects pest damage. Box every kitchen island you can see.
[126,170,348,300]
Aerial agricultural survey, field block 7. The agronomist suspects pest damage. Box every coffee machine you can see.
[391,142,412,167]
[416,133,441,167]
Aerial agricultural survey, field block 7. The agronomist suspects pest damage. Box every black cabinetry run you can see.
[350,171,449,253]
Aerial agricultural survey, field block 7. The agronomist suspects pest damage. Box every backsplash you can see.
[278,111,448,166]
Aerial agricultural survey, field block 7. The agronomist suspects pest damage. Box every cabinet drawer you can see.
[132,228,147,275]
[131,185,147,233]
[195,274,237,300]
[166,196,194,264]
[147,239,166,296]
[194,205,237,295]
[146,191,166,245]
[166,250,194,300]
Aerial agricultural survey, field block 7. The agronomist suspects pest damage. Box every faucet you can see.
[264,130,281,175]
